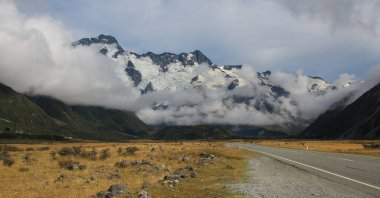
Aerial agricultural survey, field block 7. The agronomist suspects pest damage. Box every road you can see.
[231,143,380,198]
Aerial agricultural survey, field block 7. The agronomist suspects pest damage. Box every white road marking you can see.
[237,144,380,191]
[336,157,354,162]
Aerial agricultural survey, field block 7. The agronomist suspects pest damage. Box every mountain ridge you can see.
[301,82,380,139]
[72,34,349,134]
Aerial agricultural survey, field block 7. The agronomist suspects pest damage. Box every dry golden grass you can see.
[0,141,254,198]
[251,140,380,157]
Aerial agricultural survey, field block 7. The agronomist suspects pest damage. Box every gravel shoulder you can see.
[230,155,377,198]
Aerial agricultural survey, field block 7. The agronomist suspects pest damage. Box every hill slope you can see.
[0,83,58,134]
[301,83,380,139]
[0,83,150,140]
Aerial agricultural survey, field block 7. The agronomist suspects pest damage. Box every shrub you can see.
[58,147,75,156]
[79,149,97,160]
[2,158,14,167]
[58,159,79,169]
[38,147,50,151]
[0,145,22,152]
[363,143,380,149]
[19,167,29,172]
[50,151,58,160]
[23,153,35,163]
[72,146,83,155]
[99,148,111,160]
[127,147,139,155]
[25,147,34,151]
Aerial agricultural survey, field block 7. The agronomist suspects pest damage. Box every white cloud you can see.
[0,1,139,109]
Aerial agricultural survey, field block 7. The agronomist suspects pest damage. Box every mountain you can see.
[154,125,234,140]
[225,125,289,139]
[301,83,380,139]
[27,95,151,137]
[0,83,58,134]
[0,82,150,140]
[73,34,342,135]
[73,34,334,95]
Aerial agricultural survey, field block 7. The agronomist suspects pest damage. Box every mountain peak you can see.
[73,34,120,46]
[191,50,213,66]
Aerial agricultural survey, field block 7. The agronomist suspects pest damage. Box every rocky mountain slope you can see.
[301,83,380,139]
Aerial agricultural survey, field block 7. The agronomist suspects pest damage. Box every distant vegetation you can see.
[154,125,235,140]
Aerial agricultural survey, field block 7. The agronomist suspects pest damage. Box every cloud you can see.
[0,1,139,109]
[14,0,380,82]
[274,0,380,33]
[2,0,380,135]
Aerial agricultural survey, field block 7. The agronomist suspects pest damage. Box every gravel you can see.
[230,156,376,198]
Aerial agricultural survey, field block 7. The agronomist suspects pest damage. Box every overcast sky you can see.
[13,0,380,81]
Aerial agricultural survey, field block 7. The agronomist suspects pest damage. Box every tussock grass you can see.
[0,141,253,197]
[252,140,380,157]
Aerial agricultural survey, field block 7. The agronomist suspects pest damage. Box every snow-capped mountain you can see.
[73,34,334,95]
[73,34,349,134]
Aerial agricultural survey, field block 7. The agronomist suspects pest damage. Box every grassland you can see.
[0,141,254,198]
[251,140,380,157]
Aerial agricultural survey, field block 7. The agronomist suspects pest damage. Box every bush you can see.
[118,147,139,156]
[38,147,50,151]
[79,149,97,160]
[127,147,139,155]
[23,153,35,163]
[363,143,380,149]
[50,151,58,160]
[19,167,29,172]
[2,158,14,167]
[72,146,83,155]
[58,147,75,156]
[58,159,79,169]
[0,145,22,152]
[99,148,111,160]
[25,147,34,151]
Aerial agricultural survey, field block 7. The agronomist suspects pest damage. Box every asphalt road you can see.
[231,143,380,198]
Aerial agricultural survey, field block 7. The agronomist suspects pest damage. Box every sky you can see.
[13,0,380,82]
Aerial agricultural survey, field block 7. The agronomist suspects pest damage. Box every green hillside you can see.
[28,95,151,137]
[0,83,151,140]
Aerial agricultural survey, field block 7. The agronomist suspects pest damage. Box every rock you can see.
[115,160,130,168]
[67,164,79,171]
[164,174,185,181]
[190,171,198,178]
[54,174,66,183]
[108,173,121,180]
[200,152,217,160]
[178,155,190,162]
[185,166,195,171]
[131,160,141,166]
[138,189,152,198]
[226,165,235,169]
[79,165,88,170]
[90,174,97,180]
[95,191,111,198]
[199,152,218,165]
[142,181,151,190]
[107,184,128,197]
[141,160,152,165]
[182,156,190,162]
[87,174,97,184]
